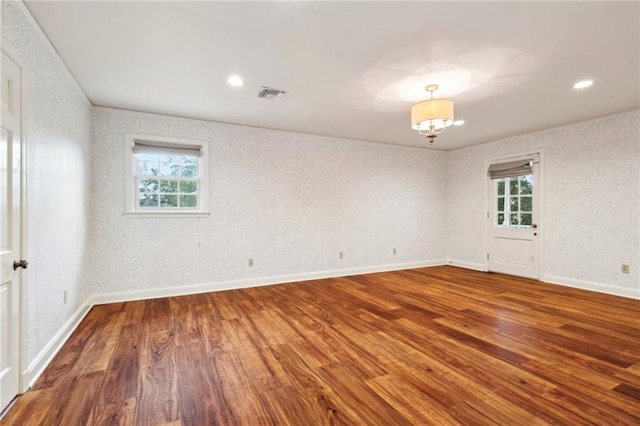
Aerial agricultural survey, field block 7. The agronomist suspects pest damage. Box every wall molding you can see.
[448,262,639,299]
[446,259,487,272]
[90,260,448,305]
[543,274,640,300]
[22,300,93,391]
[21,261,444,388]
[21,262,640,390]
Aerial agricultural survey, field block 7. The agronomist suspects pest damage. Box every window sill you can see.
[124,211,210,218]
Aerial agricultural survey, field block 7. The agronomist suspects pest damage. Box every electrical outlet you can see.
[393,248,397,255]
[63,290,68,304]
[621,264,630,274]
[248,258,254,267]
[339,251,344,259]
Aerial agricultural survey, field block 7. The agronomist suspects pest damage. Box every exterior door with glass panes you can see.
[487,155,540,279]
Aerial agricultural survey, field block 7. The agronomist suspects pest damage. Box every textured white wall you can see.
[446,111,640,292]
[2,1,93,364]
[90,107,447,294]
[5,0,638,376]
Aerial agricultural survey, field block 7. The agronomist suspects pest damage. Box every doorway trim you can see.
[484,150,544,280]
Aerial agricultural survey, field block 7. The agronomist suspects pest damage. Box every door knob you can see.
[532,224,538,229]
[13,260,28,270]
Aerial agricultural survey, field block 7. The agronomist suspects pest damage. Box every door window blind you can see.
[488,159,532,179]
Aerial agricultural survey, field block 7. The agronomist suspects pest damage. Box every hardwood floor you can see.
[4,266,640,425]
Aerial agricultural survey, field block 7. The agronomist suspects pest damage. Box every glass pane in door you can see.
[494,174,533,229]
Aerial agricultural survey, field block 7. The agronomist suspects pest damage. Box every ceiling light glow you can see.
[573,80,593,89]
[358,43,535,111]
[227,75,244,87]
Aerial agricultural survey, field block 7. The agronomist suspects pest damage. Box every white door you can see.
[1,49,23,413]
[487,155,540,279]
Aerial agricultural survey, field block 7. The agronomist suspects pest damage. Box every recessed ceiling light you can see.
[453,120,465,126]
[573,80,593,89]
[227,75,244,87]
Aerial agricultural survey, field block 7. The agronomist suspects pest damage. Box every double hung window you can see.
[125,134,209,217]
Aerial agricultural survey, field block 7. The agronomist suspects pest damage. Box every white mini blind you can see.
[133,139,202,157]
[488,159,533,179]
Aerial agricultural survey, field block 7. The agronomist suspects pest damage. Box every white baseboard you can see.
[446,259,487,272]
[22,300,93,391]
[19,262,638,391]
[23,260,445,389]
[543,274,640,300]
[446,261,639,300]
[91,260,448,305]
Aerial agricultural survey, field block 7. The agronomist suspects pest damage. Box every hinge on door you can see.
[487,211,490,219]
[487,253,490,260]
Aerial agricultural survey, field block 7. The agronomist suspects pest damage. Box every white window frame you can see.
[125,133,209,217]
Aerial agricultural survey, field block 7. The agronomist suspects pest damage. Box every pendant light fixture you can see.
[411,84,454,144]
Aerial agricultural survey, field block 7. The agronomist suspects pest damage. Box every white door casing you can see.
[0,48,23,412]
[487,153,541,280]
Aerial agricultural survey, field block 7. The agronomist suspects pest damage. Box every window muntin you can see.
[136,153,199,209]
[125,134,208,217]
[495,174,532,228]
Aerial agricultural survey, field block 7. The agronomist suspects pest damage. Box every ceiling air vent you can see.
[257,86,286,100]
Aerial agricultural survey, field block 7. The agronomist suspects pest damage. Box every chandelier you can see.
[411,84,454,144]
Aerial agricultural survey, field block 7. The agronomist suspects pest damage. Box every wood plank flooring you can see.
[4,266,640,425]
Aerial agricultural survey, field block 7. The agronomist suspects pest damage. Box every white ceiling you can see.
[24,1,640,150]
